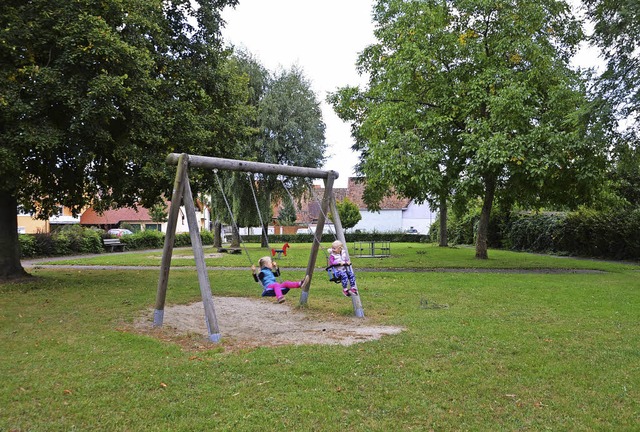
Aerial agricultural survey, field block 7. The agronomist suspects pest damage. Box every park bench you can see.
[103,238,126,252]
[217,246,241,254]
[351,240,391,258]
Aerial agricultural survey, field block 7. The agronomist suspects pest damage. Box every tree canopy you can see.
[335,198,362,230]
[330,0,608,258]
[0,0,248,277]
[207,55,327,247]
[584,0,640,129]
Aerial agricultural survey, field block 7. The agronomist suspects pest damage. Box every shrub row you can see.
[505,209,640,260]
[19,226,104,257]
[433,208,640,261]
[19,227,215,258]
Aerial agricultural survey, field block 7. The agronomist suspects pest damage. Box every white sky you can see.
[221,0,376,187]
[221,0,603,188]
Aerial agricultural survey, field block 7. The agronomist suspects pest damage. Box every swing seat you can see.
[326,263,353,284]
[326,265,342,283]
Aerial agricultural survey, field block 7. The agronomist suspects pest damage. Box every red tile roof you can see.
[288,177,410,223]
[345,178,410,210]
[81,206,153,225]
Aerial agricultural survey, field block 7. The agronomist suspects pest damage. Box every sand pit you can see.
[133,296,403,351]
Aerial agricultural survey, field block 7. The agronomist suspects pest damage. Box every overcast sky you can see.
[221,0,375,187]
[221,0,601,187]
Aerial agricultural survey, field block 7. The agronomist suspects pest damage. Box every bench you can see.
[103,238,126,252]
[351,241,391,258]
[217,247,242,254]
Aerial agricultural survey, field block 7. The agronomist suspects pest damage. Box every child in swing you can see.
[252,256,309,304]
[329,240,359,297]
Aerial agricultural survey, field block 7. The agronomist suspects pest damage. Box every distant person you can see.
[252,256,309,303]
[328,240,359,297]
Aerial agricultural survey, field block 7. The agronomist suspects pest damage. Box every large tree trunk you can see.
[213,220,222,248]
[0,191,29,279]
[475,174,497,260]
[230,224,241,249]
[438,193,448,247]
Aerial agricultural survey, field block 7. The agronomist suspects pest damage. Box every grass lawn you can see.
[3,246,639,430]
[36,242,640,272]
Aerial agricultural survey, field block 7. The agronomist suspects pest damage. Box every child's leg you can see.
[267,283,284,299]
[337,271,350,296]
[280,280,302,289]
[347,270,357,289]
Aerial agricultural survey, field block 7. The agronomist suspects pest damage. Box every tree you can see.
[335,198,362,230]
[583,0,640,210]
[329,1,467,247]
[0,0,246,278]
[584,0,640,129]
[331,0,607,259]
[149,203,168,224]
[277,197,298,226]
[252,66,327,246]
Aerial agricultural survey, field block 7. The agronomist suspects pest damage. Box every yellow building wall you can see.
[17,206,78,234]
[17,215,49,234]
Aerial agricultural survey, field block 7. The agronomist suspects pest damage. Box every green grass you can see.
[3,248,640,430]
[38,242,640,272]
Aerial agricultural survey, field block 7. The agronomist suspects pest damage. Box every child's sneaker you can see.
[277,296,286,304]
[350,287,359,296]
[300,275,310,290]
[343,288,351,297]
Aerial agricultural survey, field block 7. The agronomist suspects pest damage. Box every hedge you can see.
[435,208,640,261]
[19,227,215,259]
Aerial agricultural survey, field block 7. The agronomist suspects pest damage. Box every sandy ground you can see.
[132,296,404,352]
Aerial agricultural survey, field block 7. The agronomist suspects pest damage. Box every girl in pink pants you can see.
[252,256,309,303]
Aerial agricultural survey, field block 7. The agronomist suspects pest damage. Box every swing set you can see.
[153,153,365,343]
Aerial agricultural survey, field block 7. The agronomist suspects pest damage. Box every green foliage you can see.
[558,208,640,260]
[17,235,37,258]
[1,0,247,276]
[584,0,640,128]
[504,213,566,253]
[19,226,103,258]
[276,197,298,226]
[149,204,168,223]
[497,210,640,261]
[123,229,214,250]
[330,0,609,259]
[334,197,361,230]
[121,229,164,250]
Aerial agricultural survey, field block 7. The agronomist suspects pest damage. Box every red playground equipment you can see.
[271,242,290,259]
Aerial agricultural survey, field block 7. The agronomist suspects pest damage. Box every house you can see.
[283,178,437,235]
[17,206,81,234]
[80,203,210,234]
[80,206,160,232]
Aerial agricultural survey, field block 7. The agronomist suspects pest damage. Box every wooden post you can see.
[153,153,189,327]
[329,193,365,318]
[300,174,335,306]
[183,173,221,342]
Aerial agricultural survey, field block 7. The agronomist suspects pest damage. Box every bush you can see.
[556,209,640,260]
[19,226,103,258]
[500,209,640,261]
[121,230,165,250]
[18,234,37,258]
[505,213,566,253]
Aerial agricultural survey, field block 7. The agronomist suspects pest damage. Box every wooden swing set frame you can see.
[153,153,365,343]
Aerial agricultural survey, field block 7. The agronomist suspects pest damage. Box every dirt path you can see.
[131,296,404,352]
